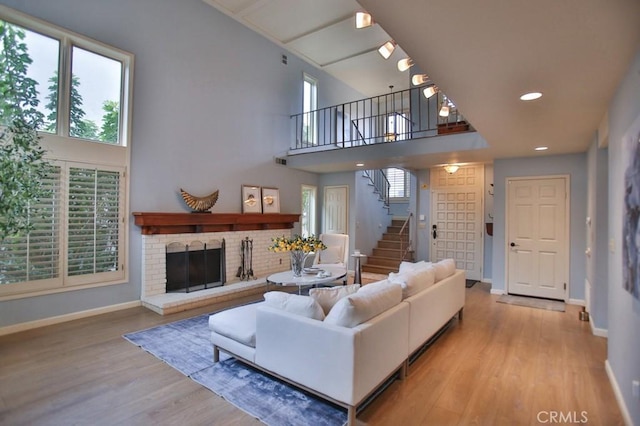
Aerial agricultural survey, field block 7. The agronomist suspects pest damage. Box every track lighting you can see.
[355,12,373,29]
[423,85,437,99]
[397,57,414,72]
[378,41,396,59]
[411,74,429,86]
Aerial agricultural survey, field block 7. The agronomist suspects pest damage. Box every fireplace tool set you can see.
[237,237,255,281]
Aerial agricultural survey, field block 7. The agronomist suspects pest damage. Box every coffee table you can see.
[266,265,348,294]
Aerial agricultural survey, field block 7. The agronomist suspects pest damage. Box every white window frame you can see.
[302,73,318,146]
[0,6,132,300]
[387,167,410,201]
[301,185,317,237]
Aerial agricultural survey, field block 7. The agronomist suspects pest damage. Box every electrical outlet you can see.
[633,380,640,398]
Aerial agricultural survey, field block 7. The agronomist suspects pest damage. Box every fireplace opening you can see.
[166,239,226,293]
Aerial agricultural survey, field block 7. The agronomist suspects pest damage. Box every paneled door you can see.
[431,188,483,280]
[506,177,568,300]
[323,185,348,234]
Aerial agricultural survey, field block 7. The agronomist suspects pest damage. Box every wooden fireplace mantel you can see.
[132,212,300,235]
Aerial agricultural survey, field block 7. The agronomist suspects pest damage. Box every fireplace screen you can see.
[166,239,225,293]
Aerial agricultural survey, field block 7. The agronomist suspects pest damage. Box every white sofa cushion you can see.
[263,291,325,320]
[209,302,262,348]
[309,284,360,315]
[399,260,431,274]
[433,258,456,282]
[324,282,402,328]
[389,266,435,299]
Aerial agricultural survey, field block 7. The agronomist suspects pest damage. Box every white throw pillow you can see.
[388,265,436,299]
[433,258,456,282]
[358,279,393,294]
[324,282,402,328]
[309,284,360,315]
[263,291,325,320]
[398,260,431,274]
[319,246,342,264]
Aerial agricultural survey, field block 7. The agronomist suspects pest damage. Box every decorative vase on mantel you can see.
[290,250,307,277]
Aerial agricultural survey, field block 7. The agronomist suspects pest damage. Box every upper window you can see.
[302,73,318,146]
[0,8,131,146]
[387,167,410,199]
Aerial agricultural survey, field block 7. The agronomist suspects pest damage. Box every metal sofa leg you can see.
[458,307,464,321]
[213,345,219,363]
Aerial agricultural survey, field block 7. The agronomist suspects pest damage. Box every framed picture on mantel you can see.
[242,185,261,213]
[262,187,280,213]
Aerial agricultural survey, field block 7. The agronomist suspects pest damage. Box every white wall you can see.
[606,47,640,425]
[0,0,365,327]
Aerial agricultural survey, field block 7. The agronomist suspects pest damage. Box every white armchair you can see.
[313,233,349,284]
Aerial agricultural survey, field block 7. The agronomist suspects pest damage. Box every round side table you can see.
[351,253,367,284]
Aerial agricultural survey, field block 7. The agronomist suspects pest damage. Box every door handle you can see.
[432,224,437,239]
[510,242,518,247]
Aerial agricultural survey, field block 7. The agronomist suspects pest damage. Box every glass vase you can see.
[290,250,306,277]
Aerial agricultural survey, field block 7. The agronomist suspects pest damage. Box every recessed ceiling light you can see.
[520,92,543,101]
[356,163,364,167]
[534,146,548,151]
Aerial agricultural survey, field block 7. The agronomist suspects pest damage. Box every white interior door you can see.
[430,188,483,280]
[323,185,348,234]
[507,177,568,300]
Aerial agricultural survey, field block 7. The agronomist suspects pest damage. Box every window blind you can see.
[387,168,408,198]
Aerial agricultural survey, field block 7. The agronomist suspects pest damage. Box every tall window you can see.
[301,185,317,237]
[302,73,318,146]
[387,168,410,199]
[0,7,132,298]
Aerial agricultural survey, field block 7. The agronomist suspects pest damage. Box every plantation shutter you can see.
[0,164,62,284]
[67,167,121,277]
[386,168,408,198]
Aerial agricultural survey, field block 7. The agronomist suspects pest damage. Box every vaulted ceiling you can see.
[205,0,640,169]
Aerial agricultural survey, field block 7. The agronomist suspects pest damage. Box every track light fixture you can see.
[423,85,437,99]
[411,74,429,86]
[378,41,396,59]
[355,12,373,29]
[397,57,414,72]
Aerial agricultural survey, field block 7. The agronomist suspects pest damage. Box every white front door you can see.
[323,185,348,234]
[430,187,483,280]
[506,177,568,300]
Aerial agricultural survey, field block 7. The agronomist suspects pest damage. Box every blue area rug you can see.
[123,311,347,426]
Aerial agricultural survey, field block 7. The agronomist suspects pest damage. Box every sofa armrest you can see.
[255,302,409,406]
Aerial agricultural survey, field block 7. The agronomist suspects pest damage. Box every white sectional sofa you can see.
[209,259,465,425]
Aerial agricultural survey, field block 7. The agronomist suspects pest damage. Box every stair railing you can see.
[362,169,390,208]
[399,213,413,261]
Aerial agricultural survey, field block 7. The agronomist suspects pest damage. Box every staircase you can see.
[363,218,414,275]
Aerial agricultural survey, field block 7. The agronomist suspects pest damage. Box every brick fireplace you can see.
[133,212,299,314]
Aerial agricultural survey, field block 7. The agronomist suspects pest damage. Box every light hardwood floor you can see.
[0,282,623,426]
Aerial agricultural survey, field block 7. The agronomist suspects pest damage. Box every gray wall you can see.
[354,172,394,265]
[586,138,609,330]
[0,0,365,327]
[606,47,640,425]
[484,164,494,280]
[492,153,587,301]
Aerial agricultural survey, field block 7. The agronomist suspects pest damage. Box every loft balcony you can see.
[289,87,474,155]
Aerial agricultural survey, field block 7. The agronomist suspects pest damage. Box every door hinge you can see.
[564,283,566,290]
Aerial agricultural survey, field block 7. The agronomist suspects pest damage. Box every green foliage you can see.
[99,100,119,143]
[0,118,49,240]
[0,20,49,240]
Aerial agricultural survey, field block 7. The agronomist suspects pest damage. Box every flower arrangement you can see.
[268,234,326,253]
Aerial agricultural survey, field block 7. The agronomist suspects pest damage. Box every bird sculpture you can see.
[180,188,219,212]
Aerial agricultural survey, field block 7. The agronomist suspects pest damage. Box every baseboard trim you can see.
[568,298,585,306]
[490,288,505,295]
[0,300,141,337]
[590,320,608,338]
[605,360,633,426]
[481,278,492,284]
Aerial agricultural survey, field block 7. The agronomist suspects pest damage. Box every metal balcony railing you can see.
[290,87,469,151]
